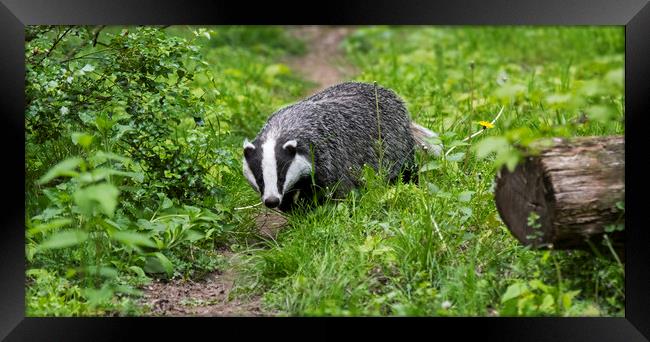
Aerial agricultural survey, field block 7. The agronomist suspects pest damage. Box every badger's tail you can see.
[410,122,443,157]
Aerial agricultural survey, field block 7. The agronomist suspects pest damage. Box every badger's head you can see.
[242,137,312,209]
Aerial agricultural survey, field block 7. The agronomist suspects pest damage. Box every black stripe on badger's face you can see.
[243,137,313,209]
[243,139,264,195]
[276,140,297,197]
[276,139,313,204]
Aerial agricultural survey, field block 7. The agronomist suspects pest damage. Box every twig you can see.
[603,234,624,272]
[37,26,73,65]
[234,202,263,210]
[60,48,116,63]
[92,25,106,47]
[444,105,505,157]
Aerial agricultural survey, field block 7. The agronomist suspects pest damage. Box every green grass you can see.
[232,26,625,316]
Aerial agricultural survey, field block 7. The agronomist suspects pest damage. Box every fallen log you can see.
[494,136,624,254]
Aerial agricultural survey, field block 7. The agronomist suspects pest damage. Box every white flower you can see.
[66,76,74,84]
[60,106,69,115]
[441,300,452,310]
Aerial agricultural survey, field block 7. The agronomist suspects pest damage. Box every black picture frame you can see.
[2,0,649,340]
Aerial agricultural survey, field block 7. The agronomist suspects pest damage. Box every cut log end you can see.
[495,136,624,253]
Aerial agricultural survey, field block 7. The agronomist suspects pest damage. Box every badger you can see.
[242,81,440,211]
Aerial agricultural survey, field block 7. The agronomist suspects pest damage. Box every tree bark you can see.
[494,136,624,253]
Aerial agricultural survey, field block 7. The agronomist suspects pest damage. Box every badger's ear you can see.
[283,139,297,155]
[243,139,255,157]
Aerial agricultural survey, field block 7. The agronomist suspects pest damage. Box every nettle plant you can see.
[26,134,231,313]
[26,143,147,310]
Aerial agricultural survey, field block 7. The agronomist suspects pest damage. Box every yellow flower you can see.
[478,121,494,129]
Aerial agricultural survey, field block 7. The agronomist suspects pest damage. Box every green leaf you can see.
[494,83,527,99]
[419,161,440,173]
[36,230,88,251]
[182,229,203,242]
[579,80,605,97]
[459,206,473,219]
[585,105,616,123]
[144,252,174,276]
[31,207,64,221]
[458,190,475,202]
[161,196,173,209]
[111,230,157,248]
[616,201,625,211]
[84,266,119,279]
[73,183,120,217]
[474,137,509,159]
[562,290,581,311]
[78,168,143,183]
[501,282,530,303]
[80,63,95,73]
[446,152,465,162]
[27,218,72,237]
[426,182,440,194]
[539,294,555,313]
[37,157,83,184]
[91,151,133,166]
[111,125,134,143]
[545,93,572,106]
[495,149,522,172]
[71,132,94,148]
[84,284,113,308]
[128,266,147,278]
[528,279,550,292]
[605,68,624,87]
[264,63,291,77]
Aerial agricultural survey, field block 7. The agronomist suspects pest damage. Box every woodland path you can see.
[139,26,356,316]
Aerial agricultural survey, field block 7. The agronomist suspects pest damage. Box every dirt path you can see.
[139,26,356,317]
[285,26,357,94]
[139,251,266,316]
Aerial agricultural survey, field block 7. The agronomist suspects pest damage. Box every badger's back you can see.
[258,82,416,195]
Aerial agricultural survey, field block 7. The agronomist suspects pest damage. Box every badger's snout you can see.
[263,196,281,208]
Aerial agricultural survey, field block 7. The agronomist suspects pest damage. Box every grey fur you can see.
[247,81,418,205]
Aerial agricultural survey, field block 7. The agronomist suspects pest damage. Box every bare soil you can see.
[285,26,357,94]
[140,251,267,316]
[140,26,355,317]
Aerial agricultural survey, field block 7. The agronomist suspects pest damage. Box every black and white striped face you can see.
[242,137,312,209]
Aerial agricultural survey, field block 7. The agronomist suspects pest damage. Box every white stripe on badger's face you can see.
[283,154,312,193]
[242,157,259,193]
[261,138,281,203]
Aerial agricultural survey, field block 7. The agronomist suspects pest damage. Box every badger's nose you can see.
[264,196,280,208]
